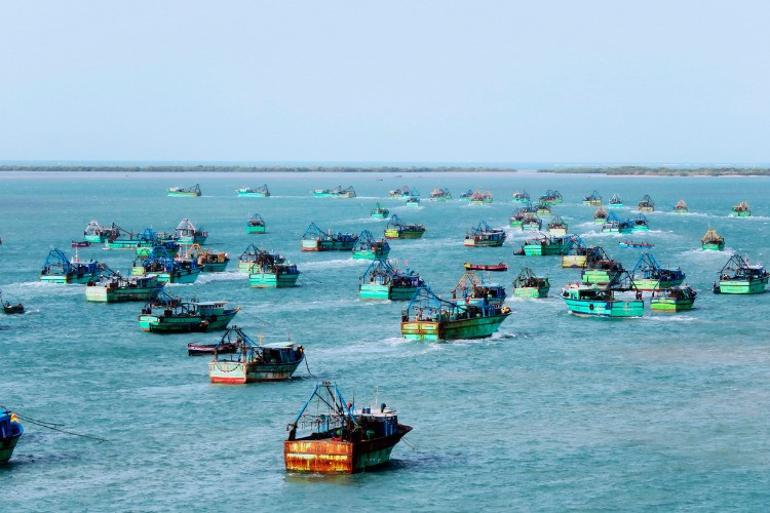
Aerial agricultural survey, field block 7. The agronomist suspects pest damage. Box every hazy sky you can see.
[1,1,768,163]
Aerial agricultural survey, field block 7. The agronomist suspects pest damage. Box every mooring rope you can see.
[1,405,109,443]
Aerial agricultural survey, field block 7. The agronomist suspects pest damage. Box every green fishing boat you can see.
[359,260,424,300]
[248,249,300,288]
[450,271,506,309]
[85,272,164,303]
[594,206,608,224]
[384,215,425,239]
[511,190,530,204]
[713,254,768,294]
[400,287,511,341]
[637,194,655,212]
[581,247,624,285]
[314,185,356,198]
[237,184,270,197]
[168,184,201,197]
[370,203,390,219]
[608,194,624,209]
[651,286,697,312]
[464,221,506,247]
[547,216,568,236]
[175,218,208,245]
[701,228,725,251]
[131,246,200,284]
[509,207,527,228]
[40,248,105,284]
[631,253,685,291]
[730,201,751,217]
[673,199,689,214]
[430,188,452,201]
[539,189,563,206]
[630,214,649,233]
[517,234,570,256]
[521,212,542,231]
[139,293,239,333]
[301,222,358,251]
[511,267,550,298]
[352,230,391,260]
[583,190,602,206]
[246,213,266,234]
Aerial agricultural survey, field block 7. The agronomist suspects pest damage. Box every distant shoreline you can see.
[0,165,519,173]
[538,166,770,176]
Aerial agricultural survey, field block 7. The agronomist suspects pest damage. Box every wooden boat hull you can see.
[583,200,602,206]
[284,427,411,474]
[522,223,541,231]
[564,298,644,317]
[730,211,751,218]
[107,239,142,249]
[0,428,23,464]
[249,272,300,288]
[200,262,228,272]
[133,268,200,284]
[562,255,587,268]
[83,234,104,243]
[209,359,302,383]
[139,310,238,333]
[86,284,164,302]
[168,191,201,197]
[581,270,619,285]
[238,191,269,198]
[401,312,510,341]
[3,304,25,315]
[632,225,649,233]
[523,244,566,256]
[177,235,207,245]
[40,272,99,285]
[464,238,504,247]
[702,242,725,251]
[246,225,266,234]
[359,284,417,301]
[651,298,694,312]
[384,229,424,239]
[715,278,767,294]
[301,239,356,251]
[638,206,654,213]
[603,226,620,233]
[536,208,551,217]
[509,220,523,228]
[594,218,606,225]
[352,248,390,260]
[513,286,549,298]
[633,278,685,291]
[674,208,689,214]
[548,227,567,237]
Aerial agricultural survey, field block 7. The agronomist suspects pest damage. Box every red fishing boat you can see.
[463,262,508,272]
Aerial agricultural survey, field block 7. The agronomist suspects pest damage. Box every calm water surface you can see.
[1,171,769,512]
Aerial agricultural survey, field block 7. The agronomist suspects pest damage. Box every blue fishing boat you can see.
[40,248,105,284]
[450,271,506,308]
[131,246,200,284]
[352,230,391,260]
[0,408,23,464]
[631,253,685,291]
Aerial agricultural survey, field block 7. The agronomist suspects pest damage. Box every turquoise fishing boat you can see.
[459,189,474,201]
[314,185,356,198]
[168,184,201,197]
[701,229,725,251]
[651,286,697,312]
[352,230,391,260]
[517,234,571,256]
[631,253,685,291]
[359,260,424,300]
[630,214,649,232]
[175,218,208,245]
[370,203,390,219]
[637,195,655,212]
[730,201,751,217]
[563,272,644,318]
[512,267,550,298]
[82,220,119,243]
[608,194,624,209]
[430,188,452,201]
[238,244,262,273]
[713,254,768,294]
[509,207,528,228]
[511,190,530,204]
[85,272,164,302]
[450,271,506,308]
[583,190,602,206]
[400,287,511,341]
[40,248,105,284]
[464,221,506,247]
[138,293,239,333]
[131,247,200,284]
[237,184,270,197]
[246,213,266,234]
[181,244,229,272]
[105,225,154,249]
[539,189,563,205]
[561,237,593,268]
[248,250,300,288]
[0,408,23,464]
[301,222,358,251]
[521,212,543,231]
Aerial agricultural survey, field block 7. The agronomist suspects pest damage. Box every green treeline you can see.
[538,166,770,176]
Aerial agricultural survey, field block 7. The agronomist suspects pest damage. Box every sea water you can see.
[1,171,769,512]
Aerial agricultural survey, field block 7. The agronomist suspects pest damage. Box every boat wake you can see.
[196,272,247,284]
[5,281,85,297]
[641,315,698,323]
[299,258,369,270]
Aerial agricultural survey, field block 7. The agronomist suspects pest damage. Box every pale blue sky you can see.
[1,1,768,164]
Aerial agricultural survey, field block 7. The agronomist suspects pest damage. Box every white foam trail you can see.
[195,271,247,284]
[299,258,369,270]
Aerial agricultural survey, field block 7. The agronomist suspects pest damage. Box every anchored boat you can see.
[464,221,506,247]
[730,201,751,217]
[547,216,568,236]
[511,190,530,204]
[401,287,510,341]
[175,218,208,245]
[637,195,655,212]
[405,195,421,208]
[104,225,154,250]
[237,184,270,197]
[608,194,624,209]
[509,205,533,228]
[246,213,266,234]
[0,290,24,314]
[0,408,23,464]
[86,271,164,303]
[631,253,685,291]
[181,244,229,272]
[208,326,304,384]
[512,268,550,298]
[629,214,649,232]
[314,185,356,198]
[469,190,493,205]
[535,201,552,217]
[388,186,412,199]
[248,248,300,288]
[713,254,768,294]
[132,246,200,284]
[561,237,593,268]
[517,234,571,256]
[301,222,358,251]
[284,381,412,474]
[430,188,452,201]
[581,246,624,285]
[594,206,609,224]
[651,286,697,312]
[450,271,506,308]
[701,228,725,251]
[460,189,474,201]
[83,220,119,243]
[583,190,602,206]
[359,260,424,300]
[384,215,425,239]
[370,202,390,219]
[539,190,563,205]
[673,199,689,214]
[521,212,543,231]
[352,230,391,260]
[602,212,622,233]
[168,184,201,197]
[464,262,508,272]
[138,293,239,333]
[40,248,104,284]
[562,273,644,318]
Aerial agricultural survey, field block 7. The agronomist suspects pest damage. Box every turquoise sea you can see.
[2,171,770,512]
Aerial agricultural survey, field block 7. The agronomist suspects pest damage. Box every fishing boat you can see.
[246,213,266,234]
[352,230,391,260]
[85,272,164,303]
[384,215,426,239]
[388,186,412,199]
[175,218,208,245]
[450,271,506,308]
[284,381,412,474]
[701,228,725,251]
[593,206,609,224]
[131,247,200,284]
[82,220,119,243]
[238,244,262,273]
[562,274,644,318]
[469,191,493,205]
[104,225,154,250]
[464,262,508,272]
[464,221,506,247]
[0,290,24,314]
[535,202,552,217]
[405,196,421,208]
[629,214,650,233]
[601,212,622,233]
[583,191,602,206]
[71,241,91,248]
[208,326,304,383]
[618,240,655,249]
[539,190,563,205]
[651,286,697,312]
[248,248,300,288]
[301,222,358,251]
[0,408,23,464]
[637,195,655,212]
[517,234,570,256]
[188,341,238,356]
[370,202,390,219]
[511,267,549,298]
[511,190,530,204]
[168,184,201,197]
[730,201,751,217]
[713,254,768,294]
[181,244,230,272]
[313,185,356,198]
[359,260,424,300]
[608,194,624,209]
[138,293,239,333]
[547,216,568,236]
[521,213,542,231]
[561,237,592,268]
[581,247,624,285]
[237,184,270,197]
[430,188,452,201]
[460,189,474,201]
[400,287,511,341]
[135,239,180,259]
[673,199,689,214]
[509,206,532,228]
[40,248,105,284]
[631,253,685,291]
